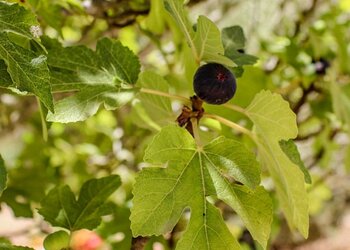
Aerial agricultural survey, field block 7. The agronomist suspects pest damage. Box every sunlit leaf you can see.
[44,37,140,122]
[246,90,309,238]
[194,16,235,66]
[131,126,272,249]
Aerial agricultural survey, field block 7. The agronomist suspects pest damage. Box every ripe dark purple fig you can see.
[193,63,236,105]
[312,58,330,75]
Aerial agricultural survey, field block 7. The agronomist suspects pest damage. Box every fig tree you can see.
[193,63,236,105]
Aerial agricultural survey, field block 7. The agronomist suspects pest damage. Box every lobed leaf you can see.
[246,90,309,238]
[131,126,272,249]
[44,37,140,122]
[38,175,121,231]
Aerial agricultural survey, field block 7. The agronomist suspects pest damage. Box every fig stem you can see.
[140,88,190,104]
[37,97,48,142]
[204,113,257,142]
[222,103,247,116]
[191,117,202,148]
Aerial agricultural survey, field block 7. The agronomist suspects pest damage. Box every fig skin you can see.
[193,63,236,105]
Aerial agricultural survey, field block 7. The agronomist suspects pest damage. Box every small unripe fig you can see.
[193,63,236,105]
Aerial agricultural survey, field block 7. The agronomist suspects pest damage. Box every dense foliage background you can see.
[0,0,350,249]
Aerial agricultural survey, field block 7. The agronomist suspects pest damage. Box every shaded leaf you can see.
[38,175,121,231]
[222,26,258,67]
[135,71,173,128]
[0,2,39,40]
[279,139,312,184]
[0,155,7,196]
[0,33,53,112]
[0,243,34,250]
[0,189,33,218]
[0,59,12,87]
[27,0,65,33]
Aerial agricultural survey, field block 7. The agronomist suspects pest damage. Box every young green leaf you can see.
[43,37,140,122]
[0,155,7,196]
[131,126,272,249]
[38,175,121,231]
[279,139,312,184]
[0,33,54,112]
[164,0,234,66]
[246,90,309,238]
[194,16,235,67]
